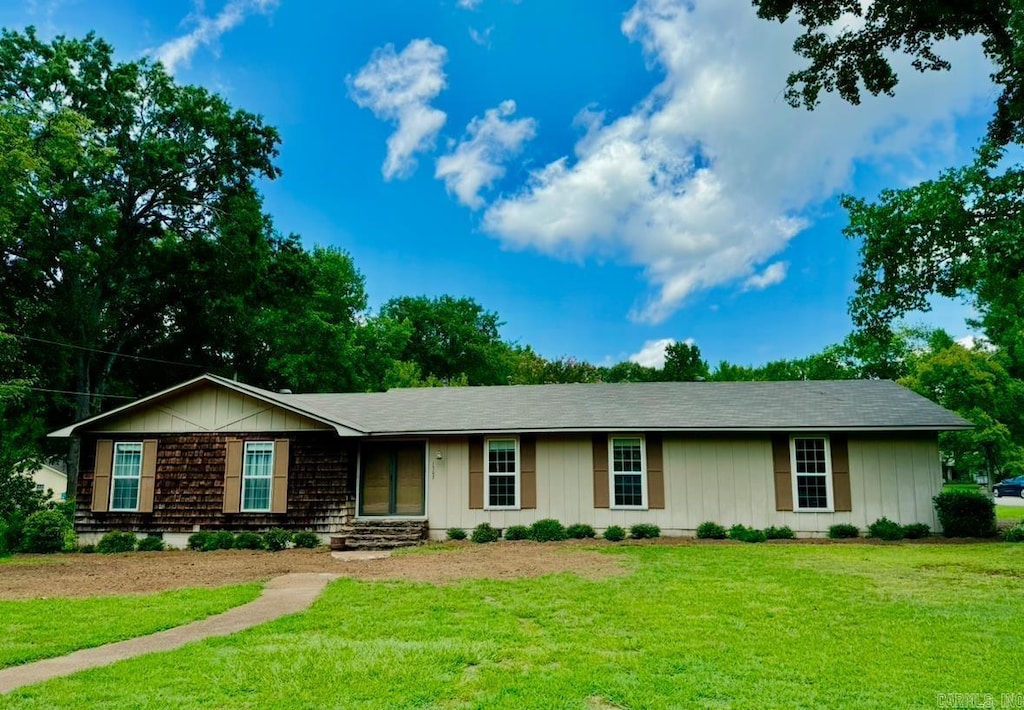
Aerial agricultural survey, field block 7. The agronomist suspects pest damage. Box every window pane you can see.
[797,474,828,509]
[243,478,271,511]
[612,439,642,473]
[111,478,139,510]
[794,438,827,474]
[488,440,516,474]
[614,473,643,507]
[243,442,274,511]
[488,474,516,507]
[113,443,142,478]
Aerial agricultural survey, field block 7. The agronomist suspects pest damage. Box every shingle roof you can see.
[260,378,970,435]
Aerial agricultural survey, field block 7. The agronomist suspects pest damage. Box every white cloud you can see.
[348,39,449,180]
[955,335,995,352]
[483,0,993,323]
[458,0,483,9]
[629,338,675,368]
[743,261,788,291]
[469,25,493,47]
[436,100,537,209]
[150,0,278,74]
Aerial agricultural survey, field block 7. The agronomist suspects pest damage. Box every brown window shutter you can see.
[468,435,484,509]
[272,439,290,514]
[92,439,113,513]
[223,438,243,513]
[139,440,158,513]
[520,435,537,509]
[772,435,793,512]
[830,435,852,512]
[592,435,609,508]
[646,434,665,509]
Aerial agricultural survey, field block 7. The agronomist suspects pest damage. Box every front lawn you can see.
[0,584,260,668]
[997,505,1024,522]
[3,544,1022,709]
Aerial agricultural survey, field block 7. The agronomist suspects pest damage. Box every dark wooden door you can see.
[359,443,425,516]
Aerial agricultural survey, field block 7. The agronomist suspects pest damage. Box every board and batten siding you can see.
[88,386,331,434]
[425,433,941,537]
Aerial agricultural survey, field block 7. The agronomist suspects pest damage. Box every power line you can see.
[11,334,207,369]
[27,386,136,400]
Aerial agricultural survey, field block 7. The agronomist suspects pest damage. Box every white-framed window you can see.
[610,436,647,509]
[242,441,274,512]
[790,436,834,512]
[110,442,143,511]
[485,437,519,509]
[34,484,44,493]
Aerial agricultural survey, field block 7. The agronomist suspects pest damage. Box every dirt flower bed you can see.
[0,542,628,599]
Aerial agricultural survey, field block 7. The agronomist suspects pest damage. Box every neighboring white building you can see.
[31,462,68,501]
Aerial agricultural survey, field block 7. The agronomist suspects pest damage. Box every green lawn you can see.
[997,505,1024,521]
[2,544,1022,709]
[0,584,260,668]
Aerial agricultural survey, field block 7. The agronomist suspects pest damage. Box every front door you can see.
[359,442,425,516]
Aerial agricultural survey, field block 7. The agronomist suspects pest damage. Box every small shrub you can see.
[901,523,932,540]
[565,523,596,539]
[530,518,567,542]
[504,525,530,541]
[233,532,264,550]
[728,524,767,543]
[828,523,859,539]
[0,514,26,556]
[867,517,905,541]
[471,523,500,544]
[292,532,321,549]
[603,525,626,542]
[21,510,72,553]
[78,544,96,554]
[629,523,661,539]
[446,527,467,541]
[263,528,292,551]
[1004,524,1024,542]
[696,521,727,540]
[136,536,165,552]
[764,525,795,540]
[933,490,997,538]
[210,530,236,551]
[97,530,138,554]
[187,531,213,551]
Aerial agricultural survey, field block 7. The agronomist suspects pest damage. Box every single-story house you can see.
[30,462,68,501]
[51,374,971,548]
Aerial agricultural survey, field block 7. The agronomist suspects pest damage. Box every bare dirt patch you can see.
[0,543,628,599]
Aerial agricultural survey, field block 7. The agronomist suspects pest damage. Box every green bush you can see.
[728,524,767,543]
[933,490,997,538]
[97,531,138,554]
[764,525,795,540]
[187,531,213,551]
[504,525,530,540]
[530,518,567,542]
[446,527,467,541]
[0,513,26,556]
[471,523,500,544]
[20,510,72,553]
[136,535,165,552]
[208,530,235,550]
[602,525,626,542]
[292,532,321,549]
[233,531,265,550]
[78,544,96,554]
[1004,524,1024,542]
[263,528,292,551]
[901,523,932,539]
[828,523,859,539]
[630,523,661,539]
[867,517,905,541]
[565,523,596,539]
[696,521,727,539]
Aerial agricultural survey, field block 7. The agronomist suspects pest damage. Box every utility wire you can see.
[11,334,207,369]
[26,386,136,400]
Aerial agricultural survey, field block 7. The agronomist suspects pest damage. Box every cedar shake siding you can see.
[76,432,354,536]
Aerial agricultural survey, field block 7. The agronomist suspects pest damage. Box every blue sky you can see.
[3,0,996,369]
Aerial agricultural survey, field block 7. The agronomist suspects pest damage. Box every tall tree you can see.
[661,342,710,382]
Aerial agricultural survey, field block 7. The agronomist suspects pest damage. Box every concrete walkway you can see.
[0,572,338,694]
